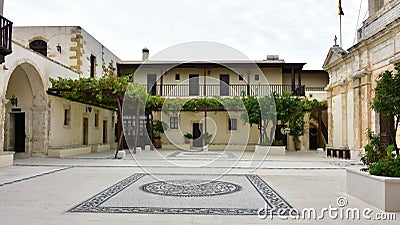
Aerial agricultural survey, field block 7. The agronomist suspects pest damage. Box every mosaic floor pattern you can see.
[69,174,294,215]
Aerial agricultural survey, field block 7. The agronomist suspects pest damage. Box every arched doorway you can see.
[4,62,47,156]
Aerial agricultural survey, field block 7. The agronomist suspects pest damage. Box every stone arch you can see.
[3,60,48,156]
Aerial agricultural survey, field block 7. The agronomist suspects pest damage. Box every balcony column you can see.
[247,70,251,96]
[159,70,164,96]
[203,69,207,96]
[291,68,296,93]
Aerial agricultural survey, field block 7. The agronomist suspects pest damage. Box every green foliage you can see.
[153,120,168,134]
[272,140,284,146]
[360,129,387,166]
[202,132,213,140]
[371,63,400,153]
[184,133,193,139]
[274,92,313,142]
[361,129,400,177]
[49,71,135,109]
[369,156,400,177]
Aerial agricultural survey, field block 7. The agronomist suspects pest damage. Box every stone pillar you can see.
[31,106,48,156]
[341,80,348,147]
[353,78,362,148]
[327,86,333,146]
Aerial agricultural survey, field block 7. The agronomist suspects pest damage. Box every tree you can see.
[372,63,400,155]
[275,92,313,145]
[240,95,276,144]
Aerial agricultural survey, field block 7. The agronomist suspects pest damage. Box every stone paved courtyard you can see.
[0,150,399,224]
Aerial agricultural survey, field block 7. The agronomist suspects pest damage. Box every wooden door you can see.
[14,113,25,152]
[220,74,230,96]
[189,75,199,96]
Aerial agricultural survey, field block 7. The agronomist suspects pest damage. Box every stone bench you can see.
[326,147,350,160]
[47,145,92,158]
[91,143,111,153]
[0,152,14,167]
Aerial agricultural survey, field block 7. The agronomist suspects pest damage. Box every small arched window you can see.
[29,40,47,56]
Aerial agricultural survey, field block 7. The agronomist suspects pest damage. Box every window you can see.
[90,55,96,78]
[170,117,179,129]
[239,74,244,81]
[94,111,99,128]
[64,108,71,126]
[175,74,180,80]
[228,118,237,131]
[255,74,260,81]
[29,40,47,56]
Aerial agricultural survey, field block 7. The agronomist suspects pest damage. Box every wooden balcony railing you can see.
[0,15,12,64]
[148,84,325,97]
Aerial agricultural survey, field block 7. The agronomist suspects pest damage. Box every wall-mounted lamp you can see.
[10,95,18,107]
[86,106,92,113]
[56,44,62,54]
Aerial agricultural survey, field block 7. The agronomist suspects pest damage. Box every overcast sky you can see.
[5,0,368,69]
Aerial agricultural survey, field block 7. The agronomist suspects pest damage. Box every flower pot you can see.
[154,137,161,148]
[184,137,190,144]
[294,141,301,151]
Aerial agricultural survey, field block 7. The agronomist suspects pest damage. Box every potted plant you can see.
[183,132,193,144]
[347,130,400,211]
[202,132,213,145]
[152,120,168,148]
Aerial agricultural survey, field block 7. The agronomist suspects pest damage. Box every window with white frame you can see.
[170,117,179,129]
[228,118,237,131]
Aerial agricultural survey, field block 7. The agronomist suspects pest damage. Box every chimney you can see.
[142,47,149,61]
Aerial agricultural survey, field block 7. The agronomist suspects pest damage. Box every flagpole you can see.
[340,14,343,47]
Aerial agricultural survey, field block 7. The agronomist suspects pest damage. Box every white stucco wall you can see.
[48,95,115,147]
[332,95,342,147]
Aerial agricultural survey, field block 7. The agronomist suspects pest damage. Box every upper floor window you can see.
[29,40,47,56]
[175,74,180,80]
[239,74,244,81]
[255,74,260,81]
[90,55,96,78]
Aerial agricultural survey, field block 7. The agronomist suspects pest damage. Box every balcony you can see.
[149,84,325,97]
[0,15,13,64]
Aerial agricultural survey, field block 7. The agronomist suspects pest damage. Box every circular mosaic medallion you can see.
[140,179,242,197]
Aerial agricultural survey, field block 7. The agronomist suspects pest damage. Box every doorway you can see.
[309,128,318,150]
[83,117,89,145]
[380,115,394,147]
[189,75,199,96]
[220,74,230,96]
[10,112,25,152]
[193,123,203,147]
[147,74,157,95]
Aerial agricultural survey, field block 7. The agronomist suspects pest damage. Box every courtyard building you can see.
[118,49,328,151]
[323,0,400,159]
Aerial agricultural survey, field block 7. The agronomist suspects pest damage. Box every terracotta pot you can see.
[294,141,301,151]
[154,137,161,148]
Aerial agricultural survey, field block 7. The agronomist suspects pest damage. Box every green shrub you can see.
[184,133,193,139]
[272,140,284,146]
[370,156,400,177]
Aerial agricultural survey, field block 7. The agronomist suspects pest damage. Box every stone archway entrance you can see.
[4,63,47,156]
